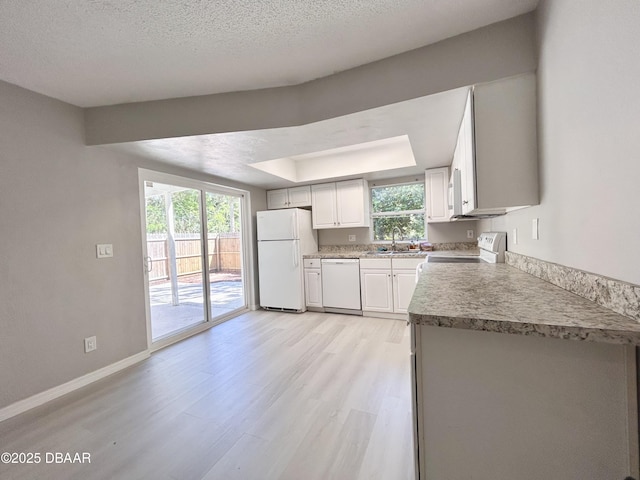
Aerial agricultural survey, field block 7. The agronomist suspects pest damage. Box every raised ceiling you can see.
[1,0,538,108]
[110,87,470,189]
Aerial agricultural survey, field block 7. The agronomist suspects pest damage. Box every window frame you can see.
[369,180,427,243]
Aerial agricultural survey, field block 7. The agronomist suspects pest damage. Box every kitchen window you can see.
[370,182,426,242]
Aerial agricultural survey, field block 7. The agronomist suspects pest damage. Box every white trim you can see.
[369,181,427,242]
[362,311,409,321]
[0,351,150,423]
[148,307,249,353]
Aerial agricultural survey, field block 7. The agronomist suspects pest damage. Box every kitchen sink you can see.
[366,251,425,256]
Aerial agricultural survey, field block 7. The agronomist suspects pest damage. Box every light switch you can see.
[97,244,113,258]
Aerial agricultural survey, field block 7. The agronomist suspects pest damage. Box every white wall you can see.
[488,0,640,285]
[0,80,265,410]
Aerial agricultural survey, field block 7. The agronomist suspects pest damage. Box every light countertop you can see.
[408,263,640,345]
[303,249,480,260]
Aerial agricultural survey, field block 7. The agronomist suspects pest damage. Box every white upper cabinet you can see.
[287,186,312,208]
[266,185,312,209]
[311,179,370,229]
[266,189,289,209]
[425,167,450,223]
[453,73,539,216]
[310,183,338,228]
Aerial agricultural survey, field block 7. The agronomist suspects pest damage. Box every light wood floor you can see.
[0,311,415,480]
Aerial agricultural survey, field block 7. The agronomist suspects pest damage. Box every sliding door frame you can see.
[138,168,253,351]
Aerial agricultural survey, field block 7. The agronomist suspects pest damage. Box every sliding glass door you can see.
[140,171,249,346]
[205,192,245,320]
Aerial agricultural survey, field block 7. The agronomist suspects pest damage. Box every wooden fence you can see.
[147,233,241,281]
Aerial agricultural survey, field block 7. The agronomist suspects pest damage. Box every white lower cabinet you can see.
[303,259,322,308]
[360,259,394,313]
[360,257,424,316]
[393,269,419,314]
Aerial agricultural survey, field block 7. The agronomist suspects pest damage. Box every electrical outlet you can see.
[466,229,474,239]
[512,228,518,245]
[96,244,113,258]
[84,336,97,353]
[532,218,539,240]
[348,235,356,242]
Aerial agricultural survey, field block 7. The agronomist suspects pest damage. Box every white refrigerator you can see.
[257,208,318,312]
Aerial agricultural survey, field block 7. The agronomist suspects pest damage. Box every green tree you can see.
[145,190,241,236]
[371,183,425,241]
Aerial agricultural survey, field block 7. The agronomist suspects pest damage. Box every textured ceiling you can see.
[110,87,470,189]
[1,0,538,107]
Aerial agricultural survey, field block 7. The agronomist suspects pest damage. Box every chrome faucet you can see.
[391,226,402,252]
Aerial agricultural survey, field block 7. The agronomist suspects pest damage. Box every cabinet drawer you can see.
[304,258,321,268]
[392,257,426,270]
[360,258,392,269]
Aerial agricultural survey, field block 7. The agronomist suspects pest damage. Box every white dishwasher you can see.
[321,259,362,315]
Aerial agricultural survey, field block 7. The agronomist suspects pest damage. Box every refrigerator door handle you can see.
[293,241,299,267]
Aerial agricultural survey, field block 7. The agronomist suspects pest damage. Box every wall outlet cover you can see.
[466,230,474,239]
[532,218,539,240]
[84,336,97,353]
[512,228,518,245]
[96,244,113,258]
[348,235,356,242]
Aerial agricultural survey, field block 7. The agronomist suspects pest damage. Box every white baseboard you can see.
[362,311,409,321]
[0,350,150,423]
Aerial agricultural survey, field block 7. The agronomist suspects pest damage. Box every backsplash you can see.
[506,251,640,323]
[318,242,478,253]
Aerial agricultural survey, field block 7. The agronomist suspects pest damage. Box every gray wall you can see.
[0,80,265,410]
[84,13,536,145]
[484,0,640,285]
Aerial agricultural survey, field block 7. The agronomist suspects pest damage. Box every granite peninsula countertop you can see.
[408,263,640,345]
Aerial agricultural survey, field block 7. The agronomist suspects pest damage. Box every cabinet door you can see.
[360,269,393,313]
[267,189,289,209]
[311,183,338,228]
[425,167,449,223]
[393,269,418,314]
[304,268,323,307]
[460,91,476,215]
[336,179,369,227]
[288,185,312,208]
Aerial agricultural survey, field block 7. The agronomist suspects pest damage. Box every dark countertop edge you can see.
[409,313,640,346]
